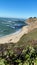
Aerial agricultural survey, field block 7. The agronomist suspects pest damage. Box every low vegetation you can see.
[0,46,37,65]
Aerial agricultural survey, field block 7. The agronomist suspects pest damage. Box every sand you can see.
[0,26,28,44]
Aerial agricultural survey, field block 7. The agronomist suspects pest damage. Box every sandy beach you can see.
[0,26,28,44]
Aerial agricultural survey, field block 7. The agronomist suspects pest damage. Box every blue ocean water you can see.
[0,18,27,37]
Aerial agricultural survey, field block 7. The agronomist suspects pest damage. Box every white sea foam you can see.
[8,21,12,22]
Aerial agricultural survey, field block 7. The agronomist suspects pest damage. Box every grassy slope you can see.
[16,28,37,47]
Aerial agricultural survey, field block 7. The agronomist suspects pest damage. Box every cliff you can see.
[26,17,37,24]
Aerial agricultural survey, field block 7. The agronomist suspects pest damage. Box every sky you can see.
[0,0,37,18]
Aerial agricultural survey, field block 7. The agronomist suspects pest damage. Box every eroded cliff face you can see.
[27,22,37,32]
[25,17,37,32]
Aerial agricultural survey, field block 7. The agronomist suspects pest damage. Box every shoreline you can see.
[0,26,28,44]
[0,20,37,44]
[0,29,22,38]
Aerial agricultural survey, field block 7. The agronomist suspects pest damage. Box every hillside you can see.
[16,28,37,47]
[0,27,37,65]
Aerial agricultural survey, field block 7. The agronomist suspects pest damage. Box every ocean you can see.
[0,17,27,37]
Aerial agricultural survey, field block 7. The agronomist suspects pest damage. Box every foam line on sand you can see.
[0,26,28,44]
